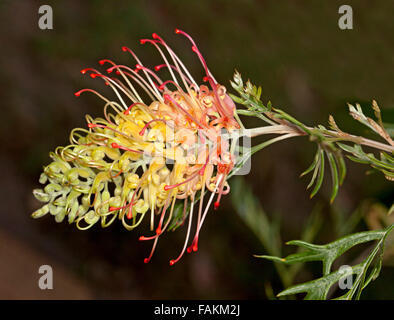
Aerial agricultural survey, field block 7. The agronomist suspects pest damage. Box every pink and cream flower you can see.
[32,29,243,265]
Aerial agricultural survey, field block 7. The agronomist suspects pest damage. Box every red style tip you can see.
[156,227,162,235]
[106,68,113,73]
[174,28,181,34]
[164,185,172,191]
[80,69,87,74]
[191,45,198,53]
[154,65,161,71]
[135,64,143,70]
[122,46,128,52]
[90,73,97,79]
[111,142,119,148]
[87,123,96,128]
[98,60,106,65]
[140,39,146,44]
[143,258,150,264]
[169,260,176,266]
[214,201,220,210]
[109,206,117,212]
[74,92,81,97]
[152,33,159,39]
[187,244,197,253]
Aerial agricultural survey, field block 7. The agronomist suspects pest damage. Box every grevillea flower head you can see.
[32,29,243,265]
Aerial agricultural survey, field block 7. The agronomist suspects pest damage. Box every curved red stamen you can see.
[187,240,198,253]
[111,142,143,154]
[99,59,114,66]
[154,64,165,71]
[158,80,177,91]
[164,174,195,191]
[204,75,232,119]
[91,73,116,86]
[88,123,103,129]
[154,64,190,82]
[133,63,163,84]
[174,28,212,78]
[109,197,137,215]
[74,88,100,97]
[163,94,204,128]
[138,200,170,242]
[124,102,145,115]
[139,235,156,241]
[213,174,227,211]
[191,45,212,82]
[143,237,159,264]
[121,46,144,67]
[169,200,195,266]
[140,37,160,45]
[164,156,209,191]
[139,119,167,136]
[174,28,196,46]
[138,231,162,242]
[106,66,117,73]
[199,158,209,175]
[90,73,109,80]
[80,67,99,75]
[174,30,230,119]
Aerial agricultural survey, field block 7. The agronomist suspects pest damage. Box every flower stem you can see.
[249,125,394,153]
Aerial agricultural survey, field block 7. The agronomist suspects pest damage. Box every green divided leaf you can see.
[310,148,325,199]
[326,151,339,203]
[257,224,394,300]
[231,177,323,289]
[300,150,319,178]
[335,152,347,186]
[301,145,347,203]
[338,143,394,180]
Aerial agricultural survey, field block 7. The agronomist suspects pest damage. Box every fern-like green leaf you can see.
[257,224,394,299]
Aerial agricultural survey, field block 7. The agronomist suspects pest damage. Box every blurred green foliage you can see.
[0,0,393,299]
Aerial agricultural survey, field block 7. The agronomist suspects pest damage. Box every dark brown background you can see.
[0,0,393,299]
